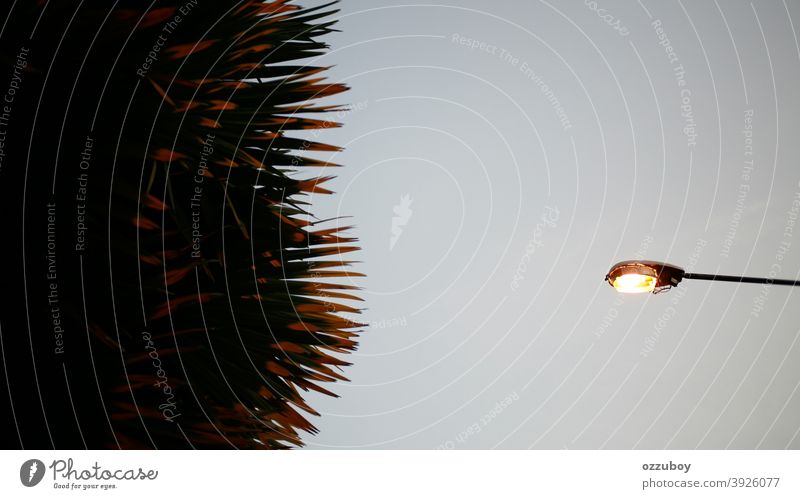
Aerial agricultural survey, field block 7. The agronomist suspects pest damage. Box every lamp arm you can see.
[683,273,800,287]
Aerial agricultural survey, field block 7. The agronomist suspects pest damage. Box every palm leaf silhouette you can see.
[1,0,362,449]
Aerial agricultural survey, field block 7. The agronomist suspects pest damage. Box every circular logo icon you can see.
[20,459,45,487]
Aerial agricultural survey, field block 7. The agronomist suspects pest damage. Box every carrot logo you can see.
[20,459,45,487]
[390,194,413,250]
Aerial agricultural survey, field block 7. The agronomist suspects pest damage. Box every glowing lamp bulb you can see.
[611,273,657,293]
[605,260,686,294]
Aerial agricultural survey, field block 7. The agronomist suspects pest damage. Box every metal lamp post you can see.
[605,260,800,294]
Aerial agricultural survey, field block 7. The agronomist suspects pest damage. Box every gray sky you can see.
[294,0,800,449]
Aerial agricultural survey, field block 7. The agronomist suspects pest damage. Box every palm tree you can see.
[1,0,362,449]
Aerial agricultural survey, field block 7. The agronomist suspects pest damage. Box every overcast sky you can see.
[294,0,800,449]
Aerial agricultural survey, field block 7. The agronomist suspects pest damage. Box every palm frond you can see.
[7,0,362,449]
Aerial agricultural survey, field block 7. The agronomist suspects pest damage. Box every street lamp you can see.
[605,260,800,294]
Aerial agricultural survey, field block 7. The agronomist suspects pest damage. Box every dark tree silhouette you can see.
[0,0,362,449]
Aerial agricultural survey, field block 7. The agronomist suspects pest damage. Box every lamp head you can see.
[605,260,685,294]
